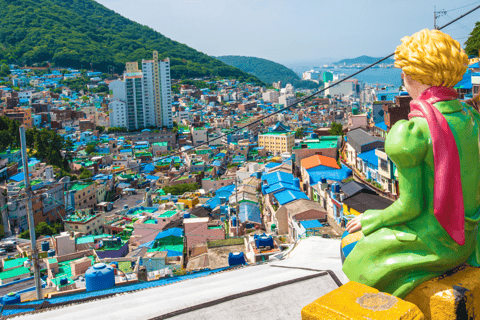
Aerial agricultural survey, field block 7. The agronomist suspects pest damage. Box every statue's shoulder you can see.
[385,118,429,168]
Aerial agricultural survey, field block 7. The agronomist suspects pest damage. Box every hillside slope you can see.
[217,55,320,88]
[0,0,263,83]
[336,55,395,65]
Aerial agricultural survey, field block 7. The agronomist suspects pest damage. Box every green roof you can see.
[159,210,177,218]
[259,132,293,136]
[208,226,223,230]
[0,149,20,155]
[153,142,168,146]
[3,258,28,270]
[48,258,58,264]
[51,256,95,285]
[0,267,31,280]
[76,234,111,245]
[144,219,157,224]
[70,182,94,191]
[147,244,184,253]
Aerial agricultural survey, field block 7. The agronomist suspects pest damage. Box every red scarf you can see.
[408,86,465,245]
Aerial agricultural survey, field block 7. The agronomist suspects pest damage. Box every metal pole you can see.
[19,126,42,300]
[434,5,436,29]
[235,177,239,236]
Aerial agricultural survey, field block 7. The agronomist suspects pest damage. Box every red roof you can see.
[301,154,340,170]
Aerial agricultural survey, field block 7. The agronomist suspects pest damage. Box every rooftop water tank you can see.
[228,252,246,266]
[59,278,69,286]
[184,213,191,219]
[321,178,327,184]
[256,171,261,179]
[352,107,359,115]
[255,235,274,248]
[41,241,49,252]
[2,292,20,305]
[232,216,237,227]
[47,249,55,257]
[310,133,318,139]
[85,263,115,292]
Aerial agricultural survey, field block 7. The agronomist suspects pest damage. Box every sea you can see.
[291,66,403,87]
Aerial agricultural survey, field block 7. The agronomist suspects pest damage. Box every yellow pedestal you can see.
[302,281,424,320]
[405,264,480,320]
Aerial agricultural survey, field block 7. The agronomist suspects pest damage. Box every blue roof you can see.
[357,149,378,168]
[374,121,387,131]
[307,164,352,184]
[145,175,159,181]
[470,62,479,68]
[265,162,281,169]
[212,160,222,167]
[262,171,294,185]
[154,228,183,240]
[264,182,299,195]
[454,73,472,90]
[274,189,309,205]
[300,220,324,229]
[140,163,155,173]
[117,183,131,188]
[166,249,183,257]
[238,201,262,224]
[9,172,30,182]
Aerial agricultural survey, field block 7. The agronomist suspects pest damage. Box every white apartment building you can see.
[109,100,128,128]
[262,90,280,103]
[278,95,296,107]
[109,80,127,101]
[142,52,173,128]
[324,80,356,97]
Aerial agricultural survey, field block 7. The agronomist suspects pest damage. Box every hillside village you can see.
[0,52,478,315]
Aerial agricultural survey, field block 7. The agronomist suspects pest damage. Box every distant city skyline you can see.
[96,0,478,66]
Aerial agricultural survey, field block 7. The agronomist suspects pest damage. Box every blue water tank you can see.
[220,197,226,204]
[85,263,115,292]
[232,216,237,227]
[184,213,191,219]
[2,292,20,305]
[41,241,50,252]
[228,252,246,266]
[255,235,274,248]
[293,178,300,189]
[310,133,318,139]
[59,278,69,286]
[256,172,262,179]
[110,261,119,269]
[47,249,55,257]
[321,178,327,184]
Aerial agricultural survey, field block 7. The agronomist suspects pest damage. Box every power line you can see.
[445,0,480,12]
[6,4,480,202]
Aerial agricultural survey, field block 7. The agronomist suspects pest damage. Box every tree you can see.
[295,127,305,139]
[85,144,95,154]
[329,122,344,136]
[79,169,93,180]
[96,126,105,133]
[0,64,10,77]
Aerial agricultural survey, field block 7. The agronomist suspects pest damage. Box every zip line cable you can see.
[7,4,480,202]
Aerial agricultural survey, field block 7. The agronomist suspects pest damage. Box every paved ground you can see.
[111,190,146,211]
[20,237,345,320]
[207,244,246,269]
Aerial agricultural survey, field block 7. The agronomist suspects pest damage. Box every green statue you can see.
[343,29,480,298]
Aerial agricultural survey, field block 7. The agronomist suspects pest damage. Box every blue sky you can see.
[96,0,479,65]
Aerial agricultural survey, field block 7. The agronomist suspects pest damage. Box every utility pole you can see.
[434,6,447,29]
[235,177,239,237]
[19,126,42,300]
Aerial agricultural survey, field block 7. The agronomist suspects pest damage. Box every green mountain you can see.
[335,55,395,65]
[465,21,480,57]
[0,0,263,84]
[216,55,320,88]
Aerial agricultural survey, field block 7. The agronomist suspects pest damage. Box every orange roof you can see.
[301,154,340,170]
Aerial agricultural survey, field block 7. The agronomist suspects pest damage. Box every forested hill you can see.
[216,55,320,88]
[465,21,480,57]
[0,0,263,83]
[335,55,395,65]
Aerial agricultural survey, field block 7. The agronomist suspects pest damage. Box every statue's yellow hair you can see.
[394,29,468,87]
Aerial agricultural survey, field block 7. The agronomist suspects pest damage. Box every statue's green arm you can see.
[361,118,428,236]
